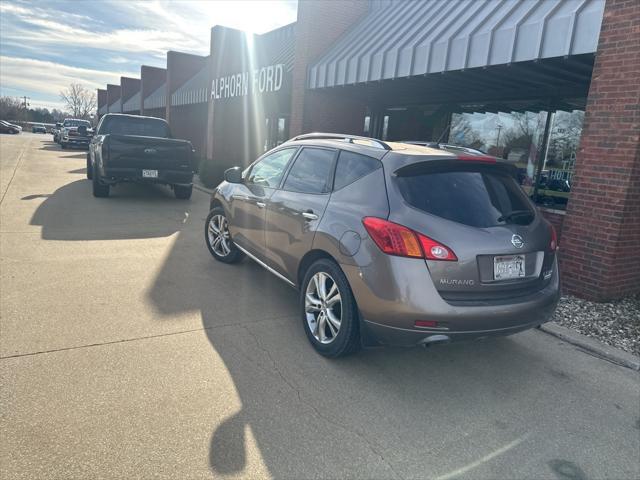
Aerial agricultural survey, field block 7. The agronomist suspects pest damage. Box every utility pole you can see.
[20,96,30,123]
[495,124,503,147]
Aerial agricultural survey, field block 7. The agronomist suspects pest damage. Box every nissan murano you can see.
[205,134,560,357]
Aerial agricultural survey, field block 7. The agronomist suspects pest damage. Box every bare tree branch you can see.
[59,83,96,119]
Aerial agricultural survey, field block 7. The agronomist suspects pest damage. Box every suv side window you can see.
[247,148,297,188]
[333,150,381,190]
[282,147,336,194]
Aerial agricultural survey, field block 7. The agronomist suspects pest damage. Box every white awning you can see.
[107,99,121,113]
[144,83,166,110]
[122,91,140,112]
[309,0,605,89]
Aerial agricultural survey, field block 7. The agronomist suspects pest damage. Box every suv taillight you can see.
[549,224,558,252]
[362,217,457,261]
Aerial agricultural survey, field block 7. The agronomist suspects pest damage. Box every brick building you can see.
[140,65,166,119]
[120,76,141,115]
[96,0,639,301]
[105,84,121,114]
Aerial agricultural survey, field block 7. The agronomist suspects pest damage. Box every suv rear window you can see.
[395,164,534,228]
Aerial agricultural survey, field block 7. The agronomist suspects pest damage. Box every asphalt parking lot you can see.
[1,133,639,479]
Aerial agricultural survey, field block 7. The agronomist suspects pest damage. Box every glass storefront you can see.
[264,115,290,151]
[449,108,585,210]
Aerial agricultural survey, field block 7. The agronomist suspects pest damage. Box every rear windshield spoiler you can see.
[394,159,519,178]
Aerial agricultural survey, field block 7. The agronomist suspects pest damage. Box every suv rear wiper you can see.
[497,210,534,223]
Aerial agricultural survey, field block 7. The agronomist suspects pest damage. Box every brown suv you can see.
[205,133,560,357]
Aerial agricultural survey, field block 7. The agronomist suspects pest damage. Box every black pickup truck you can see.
[88,114,195,199]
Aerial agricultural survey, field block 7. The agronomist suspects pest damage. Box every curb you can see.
[540,322,640,371]
[192,175,214,195]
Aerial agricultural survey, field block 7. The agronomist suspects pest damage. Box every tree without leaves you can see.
[59,83,96,119]
[0,96,23,120]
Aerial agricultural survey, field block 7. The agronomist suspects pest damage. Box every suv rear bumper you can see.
[102,167,193,185]
[342,254,560,347]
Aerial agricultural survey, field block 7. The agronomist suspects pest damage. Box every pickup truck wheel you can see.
[92,164,109,198]
[174,184,192,200]
[86,154,93,179]
[205,208,243,263]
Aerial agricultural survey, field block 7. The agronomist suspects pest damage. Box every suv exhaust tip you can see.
[419,334,451,348]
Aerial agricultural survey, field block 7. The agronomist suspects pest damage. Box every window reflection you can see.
[449,109,584,210]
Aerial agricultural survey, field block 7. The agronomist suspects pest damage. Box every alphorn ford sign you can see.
[211,63,284,101]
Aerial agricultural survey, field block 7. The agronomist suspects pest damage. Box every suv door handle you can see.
[302,210,318,221]
[256,202,266,208]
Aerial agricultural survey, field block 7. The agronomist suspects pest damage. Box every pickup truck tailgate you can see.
[106,135,193,171]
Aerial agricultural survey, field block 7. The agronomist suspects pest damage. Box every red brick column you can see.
[120,77,141,114]
[106,84,121,113]
[290,0,369,137]
[561,0,640,300]
[97,89,107,119]
[140,65,166,117]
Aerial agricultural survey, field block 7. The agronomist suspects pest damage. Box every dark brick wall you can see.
[560,0,640,300]
[106,84,121,112]
[140,65,166,116]
[143,107,166,120]
[166,51,208,123]
[120,77,141,114]
[170,103,208,159]
[289,0,369,137]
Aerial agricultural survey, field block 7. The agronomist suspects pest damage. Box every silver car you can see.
[205,133,560,357]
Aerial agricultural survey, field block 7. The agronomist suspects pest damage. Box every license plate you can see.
[142,169,158,178]
[494,255,525,280]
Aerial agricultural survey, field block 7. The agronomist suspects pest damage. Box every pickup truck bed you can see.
[101,134,194,184]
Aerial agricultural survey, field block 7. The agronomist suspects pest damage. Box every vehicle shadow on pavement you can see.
[29,179,192,241]
[144,210,596,479]
[39,143,66,152]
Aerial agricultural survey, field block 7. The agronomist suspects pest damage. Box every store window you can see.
[448,108,584,210]
[264,115,290,152]
[381,115,389,140]
[363,115,371,136]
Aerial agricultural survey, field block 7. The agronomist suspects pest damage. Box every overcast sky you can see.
[0,0,297,111]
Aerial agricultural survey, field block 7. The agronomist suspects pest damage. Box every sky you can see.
[0,0,297,111]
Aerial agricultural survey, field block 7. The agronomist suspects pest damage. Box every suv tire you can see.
[174,184,192,200]
[205,207,243,263]
[301,259,360,358]
[86,154,93,179]
[92,164,109,197]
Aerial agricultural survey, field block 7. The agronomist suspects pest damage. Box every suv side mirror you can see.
[224,167,242,184]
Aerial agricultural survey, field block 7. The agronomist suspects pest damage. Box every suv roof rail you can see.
[290,132,392,150]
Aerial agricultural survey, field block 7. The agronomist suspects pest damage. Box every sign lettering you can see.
[211,64,284,100]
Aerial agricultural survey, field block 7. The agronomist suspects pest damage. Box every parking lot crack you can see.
[242,325,401,479]
[0,317,292,360]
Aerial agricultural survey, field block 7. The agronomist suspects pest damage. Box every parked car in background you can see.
[0,120,21,134]
[32,123,47,133]
[88,113,195,199]
[52,122,63,143]
[205,133,560,357]
[60,118,93,149]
